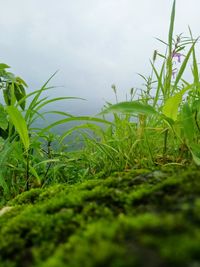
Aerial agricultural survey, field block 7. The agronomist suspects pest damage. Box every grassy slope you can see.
[0,167,200,267]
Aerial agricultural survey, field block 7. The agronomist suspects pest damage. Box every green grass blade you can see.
[37,116,112,137]
[0,140,14,194]
[168,0,176,54]
[16,87,53,109]
[25,96,49,123]
[6,106,30,150]
[59,123,105,143]
[100,101,158,116]
[28,110,74,128]
[181,103,195,143]
[189,144,200,165]
[34,159,60,167]
[0,104,8,130]
[40,110,74,117]
[150,60,165,105]
[192,46,199,86]
[188,27,199,89]
[155,37,168,46]
[173,40,197,91]
[25,72,58,115]
[29,165,41,185]
[35,97,85,112]
[164,0,176,99]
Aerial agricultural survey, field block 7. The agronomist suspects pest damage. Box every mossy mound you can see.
[1,167,200,267]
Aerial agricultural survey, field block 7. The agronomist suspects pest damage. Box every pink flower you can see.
[172,52,182,63]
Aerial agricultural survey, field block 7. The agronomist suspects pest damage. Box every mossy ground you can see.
[1,166,200,267]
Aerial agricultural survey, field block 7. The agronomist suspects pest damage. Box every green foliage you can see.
[180,103,195,143]
[0,70,83,197]
[0,64,27,109]
[162,85,192,121]
[0,66,113,198]
[0,104,8,130]
[1,0,200,202]
[6,106,30,151]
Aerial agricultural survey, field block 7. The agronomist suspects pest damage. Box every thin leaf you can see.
[173,40,198,90]
[100,101,158,116]
[190,144,200,165]
[59,123,105,143]
[6,106,30,150]
[162,84,192,121]
[35,97,85,112]
[181,103,195,143]
[37,116,112,138]
[0,104,8,130]
[155,37,168,46]
[168,0,176,54]
[150,60,165,105]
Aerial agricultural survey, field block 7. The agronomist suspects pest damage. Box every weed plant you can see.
[0,67,109,201]
[81,0,200,174]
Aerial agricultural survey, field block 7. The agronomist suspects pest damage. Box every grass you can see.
[0,0,200,200]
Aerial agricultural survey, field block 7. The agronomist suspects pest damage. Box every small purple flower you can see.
[172,52,182,63]
[172,68,177,79]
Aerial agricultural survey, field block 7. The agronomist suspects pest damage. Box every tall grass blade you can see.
[35,97,84,112]
[173,40,197,91]
[190,144,200,165]
[181,103,195,143]
[189,27,199,90]
[164,0,176,99]
[6,106,30,150]
[0,104,8,130]
[168,0,176,54]
[37,116,112,137]
[59,123,105,143]
[25,72,58,120]
[0,142,13,194]
[101,101,158,116]
[151,61,165,105]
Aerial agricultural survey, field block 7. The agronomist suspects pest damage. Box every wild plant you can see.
[0,64,113,198]
[99,0,200,167]
[0,68,74,197]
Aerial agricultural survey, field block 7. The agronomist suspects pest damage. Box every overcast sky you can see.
[0,0,200,115]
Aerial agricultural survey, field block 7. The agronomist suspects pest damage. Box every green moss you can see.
[9,188,43,205]
[0,167,200,266]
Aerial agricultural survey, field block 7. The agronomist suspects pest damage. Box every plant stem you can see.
[26,150,29,191]
[195,110,200,133]
[163,129,169,158]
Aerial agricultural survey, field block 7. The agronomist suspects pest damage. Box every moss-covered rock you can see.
[1,167,200,266]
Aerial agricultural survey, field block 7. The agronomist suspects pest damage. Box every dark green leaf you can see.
[0,104,8,130]
[14,84,26,110]
[0,63,10,70]
[181,103,195,143]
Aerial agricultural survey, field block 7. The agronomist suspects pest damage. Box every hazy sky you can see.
[0,0,200,115]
